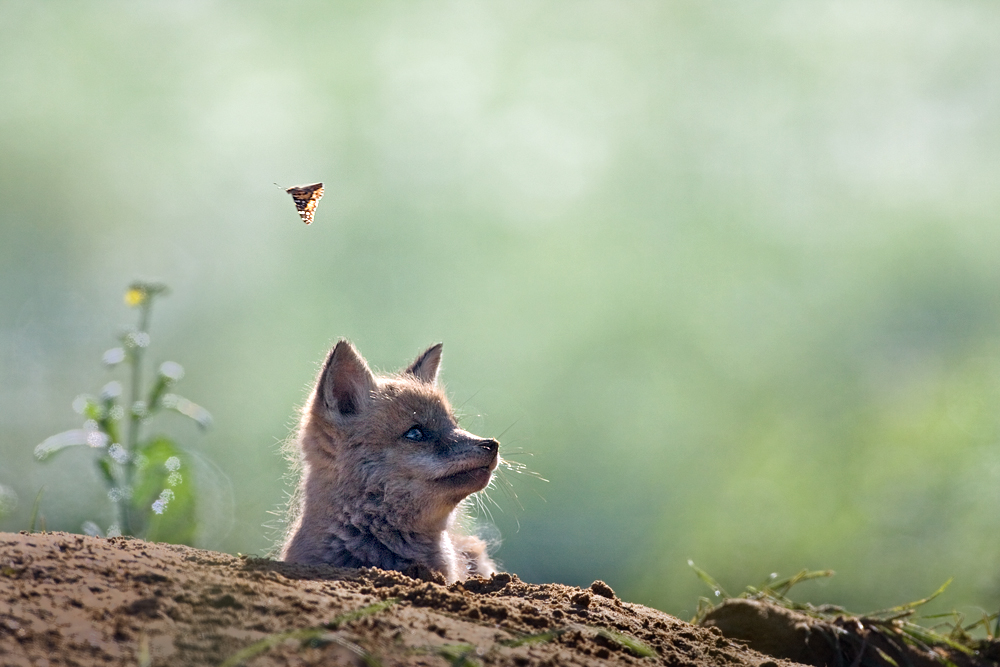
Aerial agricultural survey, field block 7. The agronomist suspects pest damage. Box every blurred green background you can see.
[2,1,1000,619]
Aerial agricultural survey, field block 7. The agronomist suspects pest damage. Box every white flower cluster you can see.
[151,456,183,515]
[107,486,133,502]
[151,489,175,515]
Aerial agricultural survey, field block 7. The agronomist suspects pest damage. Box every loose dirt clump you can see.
[0,531,802,667]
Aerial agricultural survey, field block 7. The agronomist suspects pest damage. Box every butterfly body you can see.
[285,182,324,225]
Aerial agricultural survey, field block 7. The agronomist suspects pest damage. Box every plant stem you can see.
[121,299,153,535]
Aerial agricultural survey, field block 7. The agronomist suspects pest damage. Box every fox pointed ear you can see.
[406,343,443,385]
[317,340,376,418]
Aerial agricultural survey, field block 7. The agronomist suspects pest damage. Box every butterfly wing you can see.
[285,183,324,225]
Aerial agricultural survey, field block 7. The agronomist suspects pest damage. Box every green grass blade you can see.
[596,628,657,657]
[869,579,952,617]
[309,633,382,667]
[436,643,479,667]
[874,647,898,667]
[27,487,44,533]
[688,560,730,599]
[221,628,382,667]
[218,627,325,667]
[324,599,397,629]
[958,610,998,637]
[499,629,566,647]
[899,621,973,656]
[138,631,152,667]
[766,569,836,597]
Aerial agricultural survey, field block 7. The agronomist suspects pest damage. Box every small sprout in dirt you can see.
[324,599,398,630]
[497,624,655,659]
[499,628,567,648]
[436,643,481,667]
[229,629,380,667]
[595,627,658,658]
[33,282,210,543]
[26,487,44,533]
[137,631,151,667]
[301,633,380,666]
[219,600,395,667]
[218,627,327,667]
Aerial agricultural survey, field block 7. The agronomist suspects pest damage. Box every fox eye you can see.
[403,426,426,442]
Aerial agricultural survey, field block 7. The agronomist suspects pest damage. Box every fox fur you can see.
[281,339,499,582]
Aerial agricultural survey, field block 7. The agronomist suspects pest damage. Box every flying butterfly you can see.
[283,182,324,225]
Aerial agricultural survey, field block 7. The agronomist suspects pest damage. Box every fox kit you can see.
[281,339,499,582]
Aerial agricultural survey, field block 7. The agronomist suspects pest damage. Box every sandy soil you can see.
[0,531,804,667]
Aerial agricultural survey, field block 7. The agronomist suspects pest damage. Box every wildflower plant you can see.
[34,282,211,543]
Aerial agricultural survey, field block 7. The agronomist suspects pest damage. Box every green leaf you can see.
[72,394,103,421]
[160,393,212,430]
[146,376,169,413]
[147,362,185,412]
[131,437,197,544]
[97,382,123,444]
[35,429,102,460]
[95,457,117,486]
[99,422,122,450]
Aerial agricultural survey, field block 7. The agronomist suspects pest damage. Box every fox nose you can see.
[479,438,499,455]
[451,429,499,455]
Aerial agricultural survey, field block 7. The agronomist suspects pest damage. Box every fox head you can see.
[284,339,499,577]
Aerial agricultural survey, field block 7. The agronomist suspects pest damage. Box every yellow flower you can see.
[124,288,146,307]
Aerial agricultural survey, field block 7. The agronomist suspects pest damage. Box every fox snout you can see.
[478,436,500,458]
[448,429,499,459]
[431,429,499,495]
[481,437,500,464]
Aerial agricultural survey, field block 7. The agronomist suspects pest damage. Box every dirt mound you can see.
[702,598,1000,667]
[0,531,802,666]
